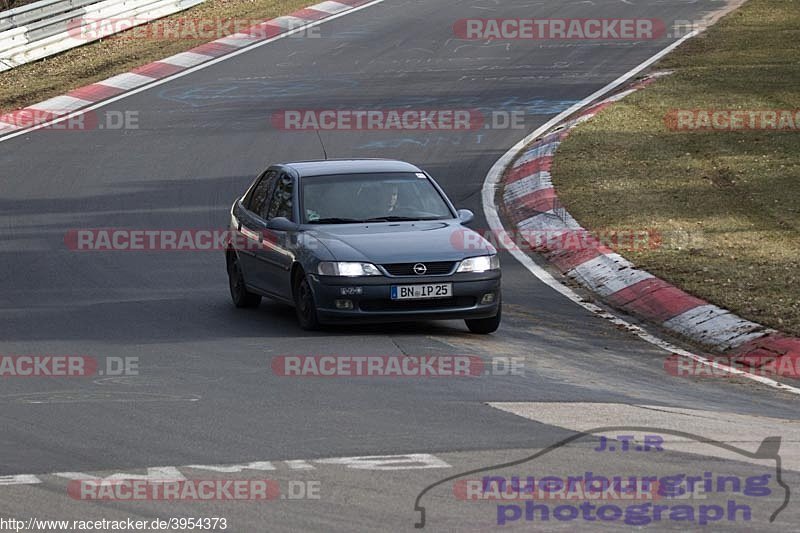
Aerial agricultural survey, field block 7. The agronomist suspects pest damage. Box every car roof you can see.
[281,159,423,177]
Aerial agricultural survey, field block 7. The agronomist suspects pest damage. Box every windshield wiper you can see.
[362,216,445,222]
[311,216,447,224]
[310,217,364,224]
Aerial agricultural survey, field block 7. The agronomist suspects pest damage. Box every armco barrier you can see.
[0,0,204,71]
[0,0,371,135]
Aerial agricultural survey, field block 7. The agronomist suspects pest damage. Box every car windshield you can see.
[301,172,454,224]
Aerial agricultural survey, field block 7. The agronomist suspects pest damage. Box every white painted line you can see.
[314,454,451,470]
[568,254,654,297]
[517,209,582,232]
[0,0,387,143]
[0,475,41,486]
[0,453,451,486]
[159,51,213,68]
[512,141,560,168]
[665,304,734,330]
[28,95,93,112]
[270,15,309,29]
[503,171,554,203]
[285,460,315,470]
[664,304,764,349]
[664,303,728,328]
[214,33,260,48]
[311,1,352,14]
[481,30,800,396]
[55,467,186,482]
[99,72,156,90]
[184,462,276,472]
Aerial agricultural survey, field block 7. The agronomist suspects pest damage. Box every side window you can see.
[245,170,277,214]
[264,173,294,221]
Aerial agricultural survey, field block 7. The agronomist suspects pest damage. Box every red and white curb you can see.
[499,73,800,380]
[0,0,373,135]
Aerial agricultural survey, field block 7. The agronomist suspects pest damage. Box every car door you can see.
[236,170,277,292]
[254,171,297,299]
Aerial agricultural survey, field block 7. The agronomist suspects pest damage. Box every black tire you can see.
[465,302,501,334]
[227,252,261,308]
[294,270,321,330]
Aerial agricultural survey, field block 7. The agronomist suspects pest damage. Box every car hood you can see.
[306,222,496,263]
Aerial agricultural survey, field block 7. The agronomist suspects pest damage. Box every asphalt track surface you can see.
[1,0,798,531]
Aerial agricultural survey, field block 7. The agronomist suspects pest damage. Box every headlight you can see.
[456,254,499,273]
[317,261,382,277]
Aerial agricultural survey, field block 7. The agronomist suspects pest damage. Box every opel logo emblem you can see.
[413,263,427,275]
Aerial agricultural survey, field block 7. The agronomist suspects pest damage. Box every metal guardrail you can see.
[0,0,204,72]
[1,0,100,31]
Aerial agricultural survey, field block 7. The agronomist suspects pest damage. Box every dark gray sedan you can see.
[225,159,501,333]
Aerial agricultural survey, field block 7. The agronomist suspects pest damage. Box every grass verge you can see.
[0,0,311,112]
[551,0,800,335]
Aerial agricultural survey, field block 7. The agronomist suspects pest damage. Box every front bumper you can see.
[309,271,501,324]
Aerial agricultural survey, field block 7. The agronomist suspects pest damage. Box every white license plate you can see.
[391,283,452,300]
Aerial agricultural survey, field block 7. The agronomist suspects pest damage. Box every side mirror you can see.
[267,217,299,232]
[457,209,474,225]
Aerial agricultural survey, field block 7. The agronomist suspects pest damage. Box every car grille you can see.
[359,296,476,312]
[381,261,456,276]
